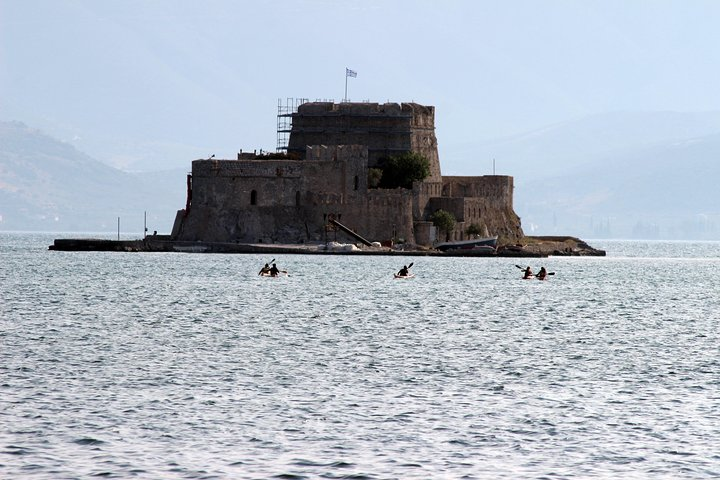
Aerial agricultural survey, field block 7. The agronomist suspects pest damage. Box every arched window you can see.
[250,190,257,205]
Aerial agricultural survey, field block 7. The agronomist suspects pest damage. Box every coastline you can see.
[48,236,605,257]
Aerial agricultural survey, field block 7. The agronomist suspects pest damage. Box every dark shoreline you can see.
[48,236,606,257]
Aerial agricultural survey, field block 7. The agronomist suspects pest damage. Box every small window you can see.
[354,175,359,190]
[296,191,301,206]
[250,190,257,205]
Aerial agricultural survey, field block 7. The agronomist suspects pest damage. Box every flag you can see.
[346,68,357,78]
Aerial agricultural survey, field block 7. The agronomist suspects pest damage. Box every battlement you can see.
[305,144,368,162]
[191,159,302,178]
[295,102,434,120]
[192,145,368,178]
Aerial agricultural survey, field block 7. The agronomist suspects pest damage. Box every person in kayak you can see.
[536,267,548,280]
[258,263,271,276]
[397,265,410,277]
[523,266,533,279]
[269,263,287,277]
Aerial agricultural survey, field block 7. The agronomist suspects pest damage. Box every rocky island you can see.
[51,101,604,257]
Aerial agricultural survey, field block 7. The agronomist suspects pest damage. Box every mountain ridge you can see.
[0,121,184,233]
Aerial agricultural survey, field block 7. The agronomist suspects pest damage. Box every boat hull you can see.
[435,236,498,252]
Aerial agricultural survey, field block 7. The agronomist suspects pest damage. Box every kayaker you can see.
[397,265,409,277]
[537,267,547,280]
[269,263,288,277]
[258,263,271,276]
[523,266,533,279]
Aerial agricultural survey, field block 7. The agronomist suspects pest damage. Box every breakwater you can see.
[49,236,605,257]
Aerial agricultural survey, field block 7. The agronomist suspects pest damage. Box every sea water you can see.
[1,233,719,479]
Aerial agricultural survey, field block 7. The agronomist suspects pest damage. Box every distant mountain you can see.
[481,112,720,239]
[0,121,185,233]
[447,110,720,182]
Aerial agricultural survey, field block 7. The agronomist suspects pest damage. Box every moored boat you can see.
[435,236,498,252]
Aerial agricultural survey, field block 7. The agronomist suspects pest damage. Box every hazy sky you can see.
[3,0,720,172]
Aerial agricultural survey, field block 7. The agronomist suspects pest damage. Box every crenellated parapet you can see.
[305,144,368,163]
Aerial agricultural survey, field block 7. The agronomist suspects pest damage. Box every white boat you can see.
[394,273,415,279]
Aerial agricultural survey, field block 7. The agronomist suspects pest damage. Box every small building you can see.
[171,102,524,246]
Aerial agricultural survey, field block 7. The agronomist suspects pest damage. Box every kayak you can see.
[394,273,415,279]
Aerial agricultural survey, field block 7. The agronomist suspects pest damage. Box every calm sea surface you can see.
[2,233,719,479]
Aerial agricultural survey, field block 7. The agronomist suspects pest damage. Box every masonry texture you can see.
[172,102,524,246]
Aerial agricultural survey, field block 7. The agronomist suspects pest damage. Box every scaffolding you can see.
[276,98,309,151]
[277,97,342,151]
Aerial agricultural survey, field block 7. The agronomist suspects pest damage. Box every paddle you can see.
[396,262,414,277]
[515,264,554,274]
[270,259,289,276]
[516,264,533,278]
[515,264,556,278]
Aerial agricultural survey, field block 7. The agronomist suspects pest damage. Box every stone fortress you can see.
[170,101,525,247]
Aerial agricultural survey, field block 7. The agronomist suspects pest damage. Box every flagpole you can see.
[344,68,356,102]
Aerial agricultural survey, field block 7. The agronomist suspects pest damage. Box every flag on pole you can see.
[346,68,357,78]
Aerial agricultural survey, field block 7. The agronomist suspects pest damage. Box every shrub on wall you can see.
[368,168,383,188]
[378,152,430,189]
[466,222,484,237]
[254,151,301,160]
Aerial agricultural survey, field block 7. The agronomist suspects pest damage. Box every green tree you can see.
[431,209,456,242]
[466,222,484,237]
[378,152,430,189]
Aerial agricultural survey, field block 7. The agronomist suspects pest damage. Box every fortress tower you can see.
[286,102,442,183]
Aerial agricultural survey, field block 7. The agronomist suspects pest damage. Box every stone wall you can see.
[412,180,443,220]
[287,102,442,183]
[174,145,417,244]
[442,175,514,210]
[427,194,523,242]
[413,221,437,245]
[323,189,415,244]
[426,175,523,243]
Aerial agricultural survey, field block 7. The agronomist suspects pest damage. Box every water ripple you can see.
[2,234,720,478]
